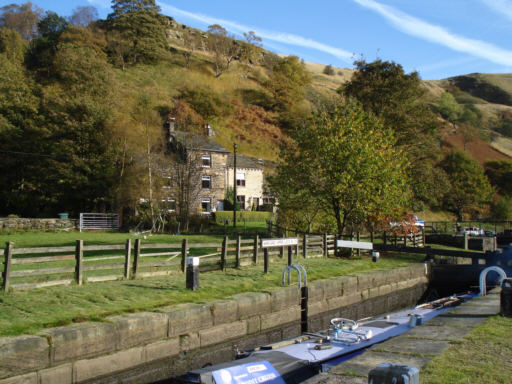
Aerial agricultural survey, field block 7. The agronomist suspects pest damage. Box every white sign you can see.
[261,238,298,248]
[336,240,373,250]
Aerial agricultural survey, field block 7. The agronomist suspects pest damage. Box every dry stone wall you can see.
[0,218,77,232]
[0,264,429,384]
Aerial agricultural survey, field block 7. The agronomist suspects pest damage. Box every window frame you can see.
[201,175,211,189]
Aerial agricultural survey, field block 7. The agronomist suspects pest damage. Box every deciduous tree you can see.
[270,101,410,235]
[441,150,493,220]
[107,0,168,65]
[207,24,238,77]
[340,59,443,209]
[0,2,42,40]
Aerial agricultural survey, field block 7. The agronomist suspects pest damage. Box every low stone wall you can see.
[0,218,77,232]
[0,264,429,384]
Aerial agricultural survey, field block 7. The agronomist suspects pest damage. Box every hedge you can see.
[213,211,273,224]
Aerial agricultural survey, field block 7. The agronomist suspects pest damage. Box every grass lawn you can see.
[0,231,424,337]
[421,316,512,384]
[0,226,267,248]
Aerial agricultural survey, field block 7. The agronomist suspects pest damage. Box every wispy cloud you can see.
[480,0,512,21]
[158,1,354,62]
[353,0,512,67]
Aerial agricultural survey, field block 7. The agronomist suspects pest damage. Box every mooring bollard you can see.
[368,363,419,384]
[186,257,200,291]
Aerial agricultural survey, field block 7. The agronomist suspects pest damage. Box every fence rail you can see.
[1,234,330,292]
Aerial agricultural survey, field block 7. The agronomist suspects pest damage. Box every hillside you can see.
[428,74,512,159]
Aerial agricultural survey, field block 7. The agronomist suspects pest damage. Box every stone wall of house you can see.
[0,218,77,232]
[198,151,228,213]
[0,264,429,384]
[226,168,264,210]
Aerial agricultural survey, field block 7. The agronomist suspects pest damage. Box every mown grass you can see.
[421,316,512,384]
[0,234,423,337]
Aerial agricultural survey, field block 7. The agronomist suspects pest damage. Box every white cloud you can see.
[480,0,512,21]
[353,0,512,67]
[157,1,354,62]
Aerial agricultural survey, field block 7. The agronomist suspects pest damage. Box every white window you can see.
[202,155,211,168]
[201,198,211,212]
[202,175,211,189]
[236,172,245,187]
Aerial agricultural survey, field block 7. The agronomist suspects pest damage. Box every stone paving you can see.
[303,290,501,384]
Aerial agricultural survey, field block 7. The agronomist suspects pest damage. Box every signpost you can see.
[260,238,298,274]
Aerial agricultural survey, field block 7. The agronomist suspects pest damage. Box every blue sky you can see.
[5,0,512,80]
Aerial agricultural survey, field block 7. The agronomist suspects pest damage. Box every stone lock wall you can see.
[0,264,429,384]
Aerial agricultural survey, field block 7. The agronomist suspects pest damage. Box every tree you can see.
[0,2,42,40]
[207,24,238,77]
[69,6,99,27]
[181,27,199,68]
[323,64,335,76]
[239,31,262,77]
[269,101,410,235]
[441,150,493,220]
[438,92,462,130]
[107,0,168,65]
[340,59,442,209]
[266,55,311,127]
[490,196,512,221]
[485,159,512,196]
[26,11,69,75]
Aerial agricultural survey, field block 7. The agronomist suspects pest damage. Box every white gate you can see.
[79,213,119,232]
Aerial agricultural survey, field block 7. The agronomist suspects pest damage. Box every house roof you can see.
[170,131,229,153]
[227,154,263,170]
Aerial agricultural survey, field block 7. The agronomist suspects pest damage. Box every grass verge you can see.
[421,316,512,383]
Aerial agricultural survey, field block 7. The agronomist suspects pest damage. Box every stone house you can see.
[165,122,264,215]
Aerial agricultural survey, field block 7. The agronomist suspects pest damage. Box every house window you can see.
[201,198,211,212]
[202,155,211,168]
[237,195,246,210]
[162,198,176,212]
[236,172,245,187]
[202,175,211,189]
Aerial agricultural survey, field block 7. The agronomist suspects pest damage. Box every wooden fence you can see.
[267,222,425,249]
[1,234,337,292]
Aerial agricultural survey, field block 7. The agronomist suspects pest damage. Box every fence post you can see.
[356,232,361,257]
[334,235,338,257]
[403,233,407,247]
[303,234,307,258]
[413,232,416,247]
[133,239,140,277]
[280,245,284,259]
[323,233,328,258]
[464,233,468,250]
[422,227,426,246]
[124,239,131,279]
[2,242,13,292]
[236,235,241,268]
[288,246,293,266]
[75,240,83,286]
[370,230,374,244]
[383,231,387,245]
[181,239,188,272]
[253,235,259,264]
[221,236,228,271]
[264,248,269,274]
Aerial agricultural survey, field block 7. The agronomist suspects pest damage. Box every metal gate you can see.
[79,213,119,232]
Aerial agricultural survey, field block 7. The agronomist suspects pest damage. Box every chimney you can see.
[168,117,176,132]
[206,123,214,137]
